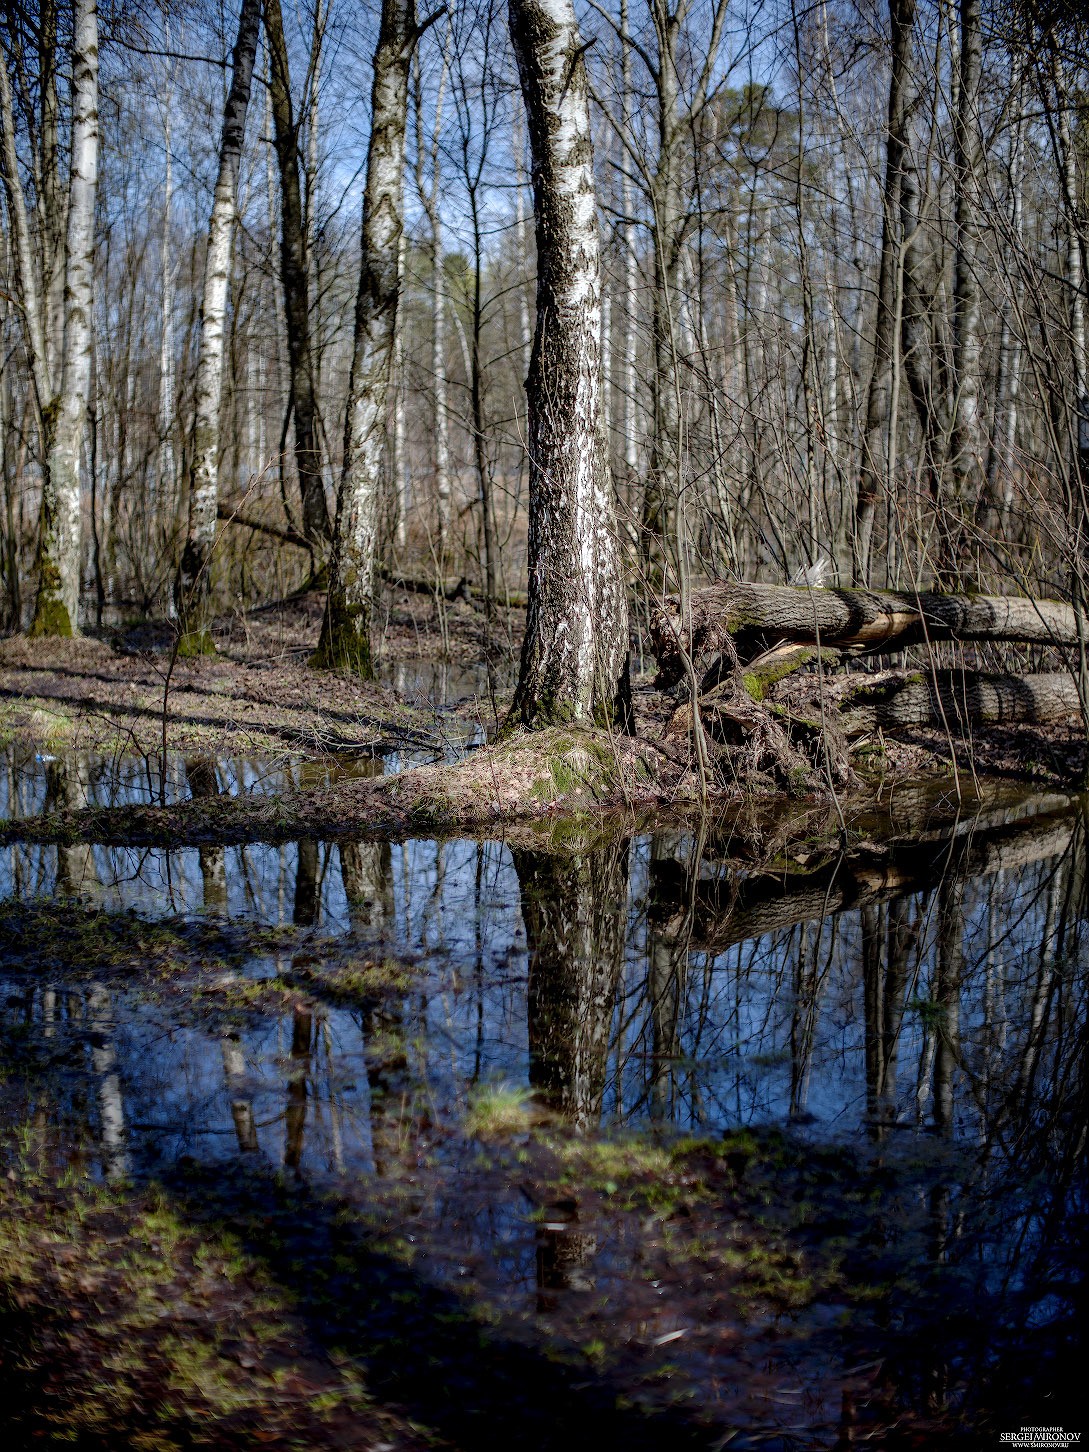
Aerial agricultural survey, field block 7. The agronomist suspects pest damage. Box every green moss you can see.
[176,628,217,658]
[29,593,73,639]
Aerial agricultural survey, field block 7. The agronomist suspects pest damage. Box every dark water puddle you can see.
[0,776,1085,1446]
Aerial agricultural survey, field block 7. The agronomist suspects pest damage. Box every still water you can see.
[0,753,1085,1447]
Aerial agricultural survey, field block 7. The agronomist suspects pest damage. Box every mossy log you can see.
[651,583,1087,689]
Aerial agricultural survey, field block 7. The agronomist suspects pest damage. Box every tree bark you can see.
[31,0,98,637]
[175,0,262,653]
[264,0,331,547]
[945,0,984,578]
[313,0,415,675]
[507,0,630,729]
[651,581,1088,689]
[833,668,1081,735]
[855,0,915,585]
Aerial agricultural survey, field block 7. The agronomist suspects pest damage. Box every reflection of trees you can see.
[293,841,320,926]
[45,756,98,896]
[513,837,629,1132]
[284,1005,312,1172]
[862,898,914,1135]
[87,983,130,1179]
[340,841,394,934]
[184,758,226,915]
[221,1032,258,1153]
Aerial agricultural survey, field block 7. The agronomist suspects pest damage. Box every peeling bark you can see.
[507,0,630,728]
[314,0,415,675]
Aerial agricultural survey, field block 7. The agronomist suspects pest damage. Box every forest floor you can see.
[0,588,1085,848]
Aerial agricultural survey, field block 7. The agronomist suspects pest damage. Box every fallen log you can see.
[651,583,1086,689]
[832,669,1082,736]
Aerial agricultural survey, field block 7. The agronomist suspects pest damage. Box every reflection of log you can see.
[651,582,1086,688]
[652,805,1079,954]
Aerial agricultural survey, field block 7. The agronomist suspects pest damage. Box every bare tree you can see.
[264,0,331,547]
[175,0,262,652]
[507,0,630,728]
[313,0,420,674]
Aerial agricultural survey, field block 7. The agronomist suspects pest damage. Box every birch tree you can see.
[0,0,99,636]
[313,0,418,674]
[507,0,630,728]
[36,0,98,635]
[175,0,262,654]
[264,0,331,546]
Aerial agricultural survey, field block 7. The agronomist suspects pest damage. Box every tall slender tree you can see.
[313,0,418,674]
[175,0,262,654]
[507,0,630,729]
[264,0,331,547]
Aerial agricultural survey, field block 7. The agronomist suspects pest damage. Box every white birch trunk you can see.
[314,0,416,674]
[175,0,261,652]
[32,0,98,636]
[507,0,630,728]
[158,52,177,506]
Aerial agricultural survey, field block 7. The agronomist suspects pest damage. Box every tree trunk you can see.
[855,0,915,584]
[313,0,415,675]
[834,668,1081,735]
[31,0,98,637]
[507,0,630,729]
[650,580,1088,689]
[264,0,331,546]
[175,0,262,653]
[945,0,984,579]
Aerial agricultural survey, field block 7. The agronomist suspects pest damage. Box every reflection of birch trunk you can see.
[932,877,963,1134]
[647,840,689,1120]
[863,898,913,1132]
[222,1032,259,1152]
[175,0,262,651]
[45,756,97,895]
[340,840,393,933]
[285,1006,312,1172]
[293,840,320,926]
[185,758,226,914]
[514,840,628,1131]
[88,983,130,1179]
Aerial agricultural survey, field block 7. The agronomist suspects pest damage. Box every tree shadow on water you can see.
[159,1158,719,1452]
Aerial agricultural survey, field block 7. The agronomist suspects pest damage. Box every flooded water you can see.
[0,752,1085,1447]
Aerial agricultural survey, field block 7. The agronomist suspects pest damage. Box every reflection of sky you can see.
[2,802,1083,1183]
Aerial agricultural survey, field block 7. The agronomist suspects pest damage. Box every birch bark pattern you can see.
[32,0,98,636]
[507,0,629,729]
[314,0,415,675]
[175,0,261,653]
